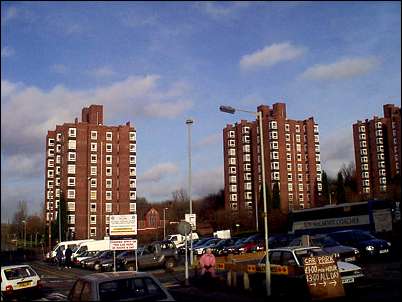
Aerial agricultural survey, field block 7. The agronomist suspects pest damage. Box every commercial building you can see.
[44,105,137,240]
[353,104,401,199]
[222,103,322,224]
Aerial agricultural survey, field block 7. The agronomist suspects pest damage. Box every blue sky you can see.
[1,1,401,222]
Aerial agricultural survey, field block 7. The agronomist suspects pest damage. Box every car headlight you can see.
[353,249,360,255]
[365,245,375,251]
[387,242,391,247]
[333,253,340,259]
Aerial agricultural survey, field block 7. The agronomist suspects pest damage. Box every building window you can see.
[106,179,112,189]
[299,184,304,192]
[243,154,251,162]
[378,161,385,168]
[360,141,367,148]
[230,175,237,183]
[229,157,236,165]
[106,144,112,152]
[91,131,97,140]
[363,179,370,186]
[106,215,110,225]
[244,173,252,181]
[91,166,97,176]
[297,164,303,171]
[314,135,319,143]
[285,124,290,131]
[229,167,236,174]
[286,153,291,161]
[91,203,97,212]
[316,164,321,171]
[130,203,136,213]
[106,203,112,213]
[272,172,280,180]
[90,154,97,163]
[296,134,301,143]
[270,121,277,129]
[377,145,384,153]
[243,145,251,153]
[90,190,97,200]
[47,180,53,189]
[362,164,369,171]
[229,148,236,156]
[90,142,97,152]
[56,133,62,142]
[229,185,237,192]
[379,169,386,177]
[130,191,136,200]
[242,136,250,144]
[106,191,112,201]
[106,167,112,176]
[56,155,61,164]
[362,171,369,178]
[48,138,55,147]
[244,163,251,171]
[380,177,387,185]
[297,154,302,161]
[48,149,54,157]
[230,194,237,202]
[106,132,113,141]
[68,215,75,225]
[68,152,76,162]
[359,133,366,140]
[376,121,382,129]
[129,144,136,153]
[363,187,370,193]
[68,140,76,150]
[245,192,252,200]
[377,153,385,160]
[90,227,96,237]
[269,131,278,140]
[90,215,96,224]
[271,162,280,170]
[67,202,75,212]
[287,163,292,171]
[129,131,136,141]
[244,182,252,191]
[359,125,366,132]
[67,189,75,199]
[229,131,235,138]
[299,194,304,201]
[242,126,250,133]
[376,137,383,145]
[130,167,136,176]
[106,155,112,165]
[68,128,76,138]
[295,125,300,133]
[380,185,387,192]
[67,177,75,186]
[287,173,292,181]
[91,178,97,188]
[129,155,136,165]
[130,179,136,188]
[66,164,75,174]
[376,129,383,137]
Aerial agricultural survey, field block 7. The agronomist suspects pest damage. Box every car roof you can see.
[268,246,322,252]
[1,264,33,270]
[77,271,152,283]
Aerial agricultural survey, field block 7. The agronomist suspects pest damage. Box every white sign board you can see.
[110,239,138,251]
[110,214,137,236]
[373,209,392,232]
[185,214,196,230]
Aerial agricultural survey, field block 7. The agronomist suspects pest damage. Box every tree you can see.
[11,201,28,240]
[335,172,346,204]
[53,193,68,242]
[322,171,330,203]
[272,182,281,209]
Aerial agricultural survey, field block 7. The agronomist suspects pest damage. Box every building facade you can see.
[353,104,401,199]
[223,103,322,224]
[44,105,137,240]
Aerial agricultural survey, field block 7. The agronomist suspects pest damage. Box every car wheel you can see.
[165,258,176,270]
[94,263,101,271]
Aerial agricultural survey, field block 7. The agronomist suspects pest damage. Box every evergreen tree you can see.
[335,172,346,204]
[272,182,281,209]
[53,193,68,242]
[322,171,330,203]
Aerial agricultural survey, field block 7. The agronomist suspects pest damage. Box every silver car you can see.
[67,271,175,301]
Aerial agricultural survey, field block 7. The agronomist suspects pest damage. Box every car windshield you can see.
[195,238,212,247]
[294,248,327,265]
[4,266,37,280]
[312,236,340,247]
[355,231,376,241]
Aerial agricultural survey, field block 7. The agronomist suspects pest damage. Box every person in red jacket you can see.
[199,248,216,277]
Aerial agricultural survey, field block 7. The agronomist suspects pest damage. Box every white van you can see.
[72,239,110,259]
[167,233,199,248]
[46,239,94,261]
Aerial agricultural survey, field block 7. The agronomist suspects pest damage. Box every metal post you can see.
[258,111,271,296]
[186,119,194,266]
[135,249,138,272]
[113,250,116,272]
[184,234,189,285]
[163,208,166,240]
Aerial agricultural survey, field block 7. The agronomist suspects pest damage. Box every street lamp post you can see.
[219,105,272,296]
[22,220,27,248]
[186,118,194,266]
[163,208,168,240]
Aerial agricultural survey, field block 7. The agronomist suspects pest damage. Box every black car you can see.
[327,229,391,259]
[288,234,360,263]
[81,250,125,271]
[210,238,239,256]
[221,237,249,255]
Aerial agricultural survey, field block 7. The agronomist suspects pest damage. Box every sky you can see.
[1,1,401,222]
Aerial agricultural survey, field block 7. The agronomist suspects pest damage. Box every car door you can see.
[138,246,159,269]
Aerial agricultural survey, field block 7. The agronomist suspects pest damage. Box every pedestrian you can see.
[199,248,216,278]
[65,246,73,269]
[56,248,63,270]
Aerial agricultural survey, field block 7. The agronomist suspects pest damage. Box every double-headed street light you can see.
[219,105,272,297]
[163,208,168,240]
[185,118,194,266]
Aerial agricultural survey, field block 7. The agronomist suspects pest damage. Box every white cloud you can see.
[240,42,306,70]
[1,75,193,158]
[192,167,224,197]
[88,66,117,78]
[195,133,221,148]
[1,153,43,180]
[320,128,355,178]
[1,46,15,58]
[197,2,249,19]
[301,57,380,81]
[140,163,179,183]
[50,64,68,74]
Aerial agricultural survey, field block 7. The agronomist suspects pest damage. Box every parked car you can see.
[221,237,249,255]
[235,233,264,254]
[1,265,42,299]
[73,250,101,267]
[67,271,175,301]
[193,238,222,255]
[81,250,113,270]
[101,250,136,272]
[288,234,360,263]
[327,229,391,259]
[210,238,239,256]
[121,241,179,271]
[257,246,364,295]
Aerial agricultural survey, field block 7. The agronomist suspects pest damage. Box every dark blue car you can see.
[327,229,391,258]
